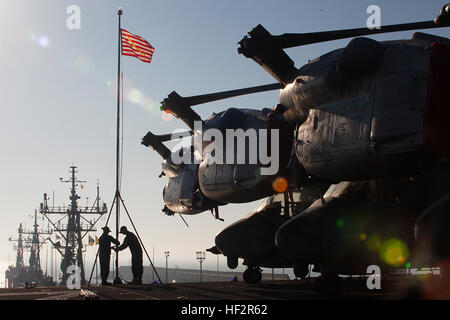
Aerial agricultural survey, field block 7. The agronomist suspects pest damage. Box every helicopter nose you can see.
[215,221,246,256]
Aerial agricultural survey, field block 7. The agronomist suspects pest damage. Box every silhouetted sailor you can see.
[98,226,120,286]
[116,226,143,284]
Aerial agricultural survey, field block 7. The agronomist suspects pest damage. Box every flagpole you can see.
[114,6,123,285]
[91,9,163,286]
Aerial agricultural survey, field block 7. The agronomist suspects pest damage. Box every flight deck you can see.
[0,276,448,300]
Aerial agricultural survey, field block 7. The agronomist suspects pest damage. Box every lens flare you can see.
[105,76,162,118]
[25,29,38,42]
[26,28,50,48]
[73,52,95,75]
[379,238,409,268]
[161,111,173,122]
[142,98,159,115]
[272,177,288,193]
[336,218,344,228]
[360,233,367,241]
[37,35,50,48]
[128,89,143,104]
[367,234,382,251]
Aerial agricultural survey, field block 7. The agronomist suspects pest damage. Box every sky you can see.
[0,0,448,285]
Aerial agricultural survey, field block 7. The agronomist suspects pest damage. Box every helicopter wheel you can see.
[293,262,309,278]
[243,266,262,284]
[314,273,344,296]
[227,256,239,269]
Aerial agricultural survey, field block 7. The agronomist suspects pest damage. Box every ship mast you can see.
[40,166,107,286]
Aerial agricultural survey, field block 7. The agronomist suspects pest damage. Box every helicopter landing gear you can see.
[243,266,262,284]
[227,256,238,269]
[293,262,309,279]
[314,273,344,296]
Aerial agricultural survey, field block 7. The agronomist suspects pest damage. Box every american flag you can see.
[121,29,154,63]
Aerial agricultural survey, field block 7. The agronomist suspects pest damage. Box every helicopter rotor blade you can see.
[142,130,193,159]
[161,91,203,130]
[238,26,297,85]
[161,83,282,129]
[238,4,450,84]
[274,20,449,49]
[141,131,180,160]
[157,130,193,142]
[182,83,282,106]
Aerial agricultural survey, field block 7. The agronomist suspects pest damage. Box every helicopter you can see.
[238,5,450,183]
[141,3,450,294]
[141,83,313,219]
[143,4,449,217]
[206,186,328,284]
[234,4,450,294]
